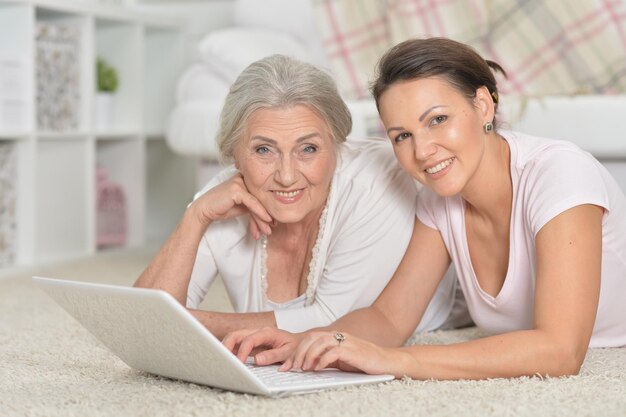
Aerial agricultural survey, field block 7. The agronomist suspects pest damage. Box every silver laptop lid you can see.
[33,276,270,396]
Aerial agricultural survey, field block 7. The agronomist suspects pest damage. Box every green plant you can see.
[97,58,119,93]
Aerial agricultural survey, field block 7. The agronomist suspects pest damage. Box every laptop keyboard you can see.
[246,363,335,386]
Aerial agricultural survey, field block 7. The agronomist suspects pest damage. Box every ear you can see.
[474,86,495,122]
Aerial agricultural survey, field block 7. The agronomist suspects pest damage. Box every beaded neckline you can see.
[259,199,330,307]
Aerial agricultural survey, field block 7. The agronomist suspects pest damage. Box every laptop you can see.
[32,276,394,397]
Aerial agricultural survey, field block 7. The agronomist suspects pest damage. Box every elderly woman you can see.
[135,55,459,339]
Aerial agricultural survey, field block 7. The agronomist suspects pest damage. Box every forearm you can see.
[395,329,585,380]
[134,208,208,304]
[322,306,409,347]
[190,310,277,340]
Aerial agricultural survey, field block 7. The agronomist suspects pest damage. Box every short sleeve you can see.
[524,149,610,235]
[415,187,445,231]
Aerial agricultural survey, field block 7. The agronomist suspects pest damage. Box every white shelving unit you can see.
[0,0,190,269]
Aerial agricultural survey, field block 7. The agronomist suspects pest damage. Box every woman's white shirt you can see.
[416,130,626,347]
[187,137,457,333]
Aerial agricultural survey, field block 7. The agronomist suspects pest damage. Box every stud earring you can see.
[484,121,494,133]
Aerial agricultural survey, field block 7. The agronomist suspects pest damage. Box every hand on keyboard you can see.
[223,327,303,365]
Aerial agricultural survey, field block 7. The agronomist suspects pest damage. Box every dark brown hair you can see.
[371,37,506,126]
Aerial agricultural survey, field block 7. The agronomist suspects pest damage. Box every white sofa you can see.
[501,95,626,190]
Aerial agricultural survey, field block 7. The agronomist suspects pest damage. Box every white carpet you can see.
[1,246,625,417]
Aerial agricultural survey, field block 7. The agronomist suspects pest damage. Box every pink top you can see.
[416,130,626,348]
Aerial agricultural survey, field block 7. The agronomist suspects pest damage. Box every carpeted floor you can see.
[1,246,625,417]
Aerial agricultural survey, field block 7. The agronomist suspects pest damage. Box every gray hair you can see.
[216,54,352,162]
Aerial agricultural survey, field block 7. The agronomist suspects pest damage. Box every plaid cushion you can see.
[313,0,626,99]
[312,0,391,99]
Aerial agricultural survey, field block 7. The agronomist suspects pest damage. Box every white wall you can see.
[130,1,234,65]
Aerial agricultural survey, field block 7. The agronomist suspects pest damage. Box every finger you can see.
[237,193,272,224]
[314,347,341,371]
[314,341,375,374]
[278,357,294,372]
[222,328,257,355]
[290,332,325,370]
[236,334,262,363]
[236,328,281,362]
[222,331,239,352]
[301,334,338,371]
[248,217,261,240]
[316,348,365,373]
[255,343,296,366]
[222,332,240,353]
[250,213,272,236]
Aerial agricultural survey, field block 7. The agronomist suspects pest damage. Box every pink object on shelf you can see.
[96,165,127,248]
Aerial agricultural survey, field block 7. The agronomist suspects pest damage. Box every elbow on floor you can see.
[551,361,582,377]
[541,347,586,377]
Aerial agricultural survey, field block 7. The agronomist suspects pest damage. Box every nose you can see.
[274,154,297,186]
[413,135,437,160]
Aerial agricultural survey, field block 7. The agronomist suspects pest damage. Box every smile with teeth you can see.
[425,157,455,174]
[274,189,302,198]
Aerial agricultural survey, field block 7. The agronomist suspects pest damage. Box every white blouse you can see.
[187,137,456,333]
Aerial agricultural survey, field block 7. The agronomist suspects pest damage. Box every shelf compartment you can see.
[96,138,144,249]
[0,140,18,267]
[35,138,91,263]
[0,3,34,133]
[35,7,92,133]
[95,18,142,134]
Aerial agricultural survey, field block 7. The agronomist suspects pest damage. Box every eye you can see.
[302,145,317,154]
[394,132,412,143]
[255,146,271,155]
[430,115,447,126]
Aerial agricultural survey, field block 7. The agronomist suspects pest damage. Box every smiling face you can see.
[378,76,493,197]
[233,104,337,225]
